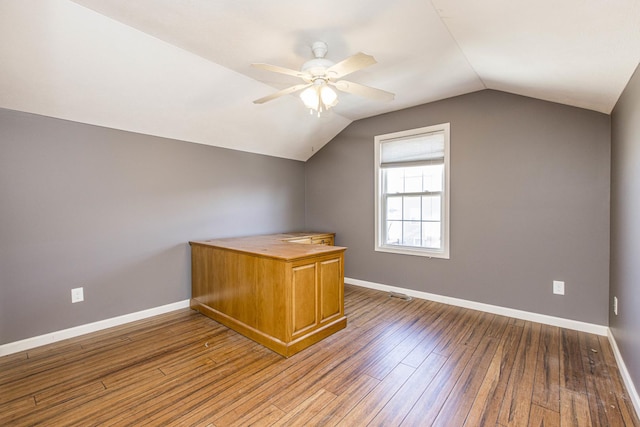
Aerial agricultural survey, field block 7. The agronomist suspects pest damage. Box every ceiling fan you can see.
[252,41,395,115]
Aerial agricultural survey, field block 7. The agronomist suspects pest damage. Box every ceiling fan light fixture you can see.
[300,83,338,115]
[320,85,338,106]
[300,86,319,109]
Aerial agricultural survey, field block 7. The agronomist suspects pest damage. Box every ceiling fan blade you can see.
[253,83,312,104]
[332,80,395,102]
[251,63,306,79]
[326,52,377,79]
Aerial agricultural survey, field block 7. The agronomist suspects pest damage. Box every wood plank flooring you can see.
[1,284,638,426]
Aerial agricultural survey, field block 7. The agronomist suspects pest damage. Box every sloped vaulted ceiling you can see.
[1,0,639,161]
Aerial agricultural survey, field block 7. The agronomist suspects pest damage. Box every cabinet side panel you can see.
[291,264,318,336]
[254,257,287,339]
[319,257,343,322]
[234,252,258,326]
[190,244,210,305]
[192,247,260,329]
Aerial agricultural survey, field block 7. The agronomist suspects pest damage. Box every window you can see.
[374,123,450,258]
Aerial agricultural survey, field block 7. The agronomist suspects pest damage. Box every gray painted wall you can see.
[0,89,616,345]
[306,90,611,325]
[0,108,305,344]
[610,65,640,390]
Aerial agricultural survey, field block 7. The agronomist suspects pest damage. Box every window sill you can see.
[375,244,449,259]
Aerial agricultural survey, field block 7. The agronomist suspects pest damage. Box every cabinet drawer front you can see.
[311,236,334,245]
[291,263,318,336]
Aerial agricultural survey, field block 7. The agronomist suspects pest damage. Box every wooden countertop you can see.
[189,232,346,261]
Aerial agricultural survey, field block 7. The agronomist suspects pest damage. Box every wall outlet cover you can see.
[553,280,565,295]
[71,287,84,303]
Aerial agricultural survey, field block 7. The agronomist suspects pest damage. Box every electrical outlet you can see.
[614,296,618,315]
[553,280,565,295]
[71,287,84,303]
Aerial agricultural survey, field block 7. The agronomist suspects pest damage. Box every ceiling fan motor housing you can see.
[302,59,334,78]
[301,41,335,80]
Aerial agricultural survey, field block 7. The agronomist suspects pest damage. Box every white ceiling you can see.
[1,1,639,161]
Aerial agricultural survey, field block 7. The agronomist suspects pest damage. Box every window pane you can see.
[386,196,402,220]
[386,221,402,245]
[423,164,444,192]
[385,168,404,193]
[422,222,441,249]
[403,196,421,220]
[422,196,441,221]
[402,221,421,246]
[404,167,423,193]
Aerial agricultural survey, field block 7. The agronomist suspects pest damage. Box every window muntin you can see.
[382,164,443,249]
[375,124,450,259]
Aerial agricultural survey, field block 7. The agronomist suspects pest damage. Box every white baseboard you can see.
[3,282,637,418]
[345,277,609,336]
[0,300,191,357]
[608,330,640,418]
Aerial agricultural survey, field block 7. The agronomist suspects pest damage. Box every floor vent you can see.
[389,292,412,301]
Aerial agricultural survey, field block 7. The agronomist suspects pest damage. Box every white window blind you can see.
[380,131,445,166]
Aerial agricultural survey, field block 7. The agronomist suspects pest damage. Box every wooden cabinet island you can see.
[189,233,347,357]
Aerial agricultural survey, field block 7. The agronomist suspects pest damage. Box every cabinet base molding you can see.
[191,300,347,357]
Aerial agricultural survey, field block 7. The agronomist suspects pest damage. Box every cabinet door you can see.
[319,257,342,322]
[291,263,318,337]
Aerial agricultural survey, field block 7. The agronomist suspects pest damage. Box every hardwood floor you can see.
[1,284,638,426]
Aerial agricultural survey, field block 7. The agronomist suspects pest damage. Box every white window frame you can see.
[374,123,450,259]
